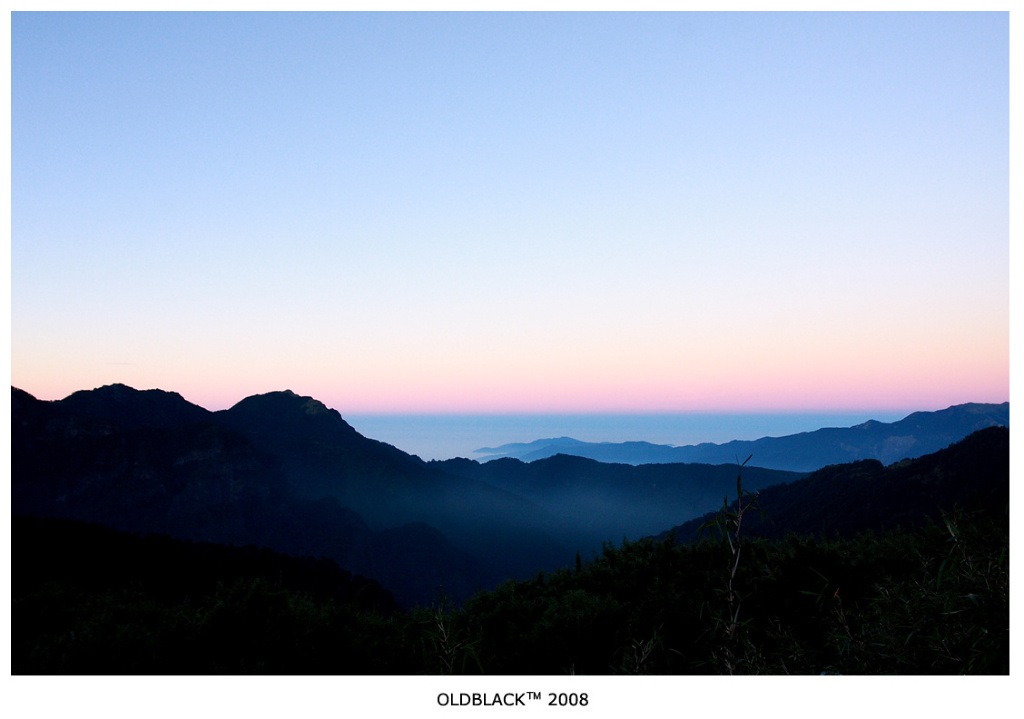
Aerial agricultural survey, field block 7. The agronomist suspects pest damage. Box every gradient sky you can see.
[11,11,1009,414]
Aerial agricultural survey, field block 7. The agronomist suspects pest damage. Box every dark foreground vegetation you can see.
[14,499,1007,674]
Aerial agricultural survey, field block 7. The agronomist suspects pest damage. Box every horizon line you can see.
[12,382,1008,418]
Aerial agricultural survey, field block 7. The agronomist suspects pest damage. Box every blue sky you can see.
[11,11,1009,413]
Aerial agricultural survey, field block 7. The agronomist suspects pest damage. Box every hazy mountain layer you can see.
[475,402,1009,471]
[433,454,803,549]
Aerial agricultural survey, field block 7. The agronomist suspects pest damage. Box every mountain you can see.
[474,402,1009,471]
[12,386,289,544]
[11,385,571,606]
[432,453,803,549]
[13,388,1009,674]
[212,390,573,584]
[661,425,1010,543]
[14,383,1007,609]
[56,382,212,428]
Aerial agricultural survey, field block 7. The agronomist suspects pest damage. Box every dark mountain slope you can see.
[663,425,1010,543]
[12,385,573,604]
[211,390,574,580]
[214,390,437,525]
[215,391,550,531]
[476,402,1009,471]
[216,389,416,506]
[11,387,494,606]
[13,387,286,544]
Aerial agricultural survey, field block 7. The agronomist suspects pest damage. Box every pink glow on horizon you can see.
[13,347,1008,415]
[12,320,1008,415]
[13,370,1008,416]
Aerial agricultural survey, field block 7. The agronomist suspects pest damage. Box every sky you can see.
[10,11,1010,415]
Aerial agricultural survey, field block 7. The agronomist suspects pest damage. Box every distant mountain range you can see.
[473,402,1009,471]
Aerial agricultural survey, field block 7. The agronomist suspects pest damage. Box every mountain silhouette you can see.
[56,382,212,428]
[12,385,567,606]
[213,389,572,583]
